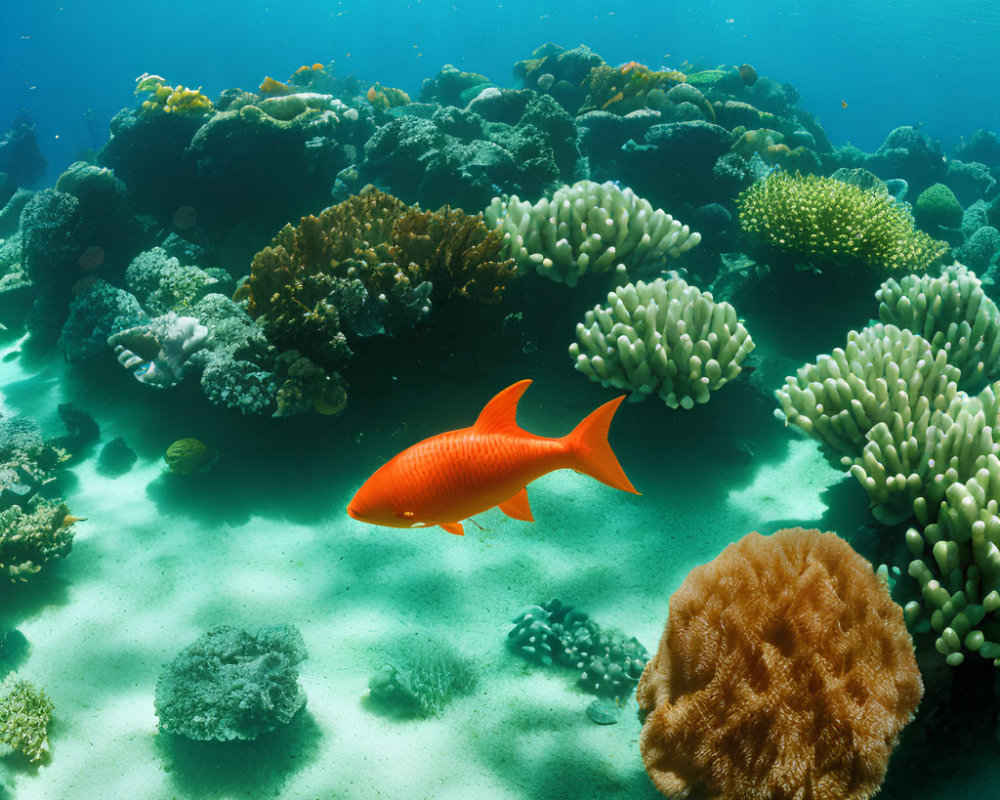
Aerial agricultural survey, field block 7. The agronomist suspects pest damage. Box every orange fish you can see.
[347,380,638,535]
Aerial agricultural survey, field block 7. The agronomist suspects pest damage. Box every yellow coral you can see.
[135,73,212,116]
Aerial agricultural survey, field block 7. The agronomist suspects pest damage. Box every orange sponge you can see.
[637,528,922,800]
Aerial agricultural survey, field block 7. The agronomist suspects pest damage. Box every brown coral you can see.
[637,528,922,800]
[241,186,516,361]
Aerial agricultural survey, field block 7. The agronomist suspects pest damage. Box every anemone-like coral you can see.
[877,264,1000,391]
[570,275,753,408]
[775,323,961,459]
[737,171,949,273]
[637,528,922,800]
[0,673,53,762]
[367,635,478,718]
[0,496,78,582]
[485,180,700,286]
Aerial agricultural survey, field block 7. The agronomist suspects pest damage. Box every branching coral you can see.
[570,275,753,408]
[637,528,922,800]
[0,673,53,762]
[737,171,948,273]
[485,180,700,285]
[0,496,78,582]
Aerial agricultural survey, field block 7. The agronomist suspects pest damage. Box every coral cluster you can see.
[0,673,53,763]
[507,598,648,699]
[486,180,700,285]
[134,73,213,116]
[154,624,307,741]
[638,528,922,800]
[239,186,516,413]
[570,275,754,408]
[876,263,1000,391]
[580,62,688,115]
[0,496,78,582]
[779,269,1000,665]
[737,171,948,273]
[367,636,478,718]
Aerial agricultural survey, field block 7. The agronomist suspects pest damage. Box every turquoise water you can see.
[1,2,1000,798]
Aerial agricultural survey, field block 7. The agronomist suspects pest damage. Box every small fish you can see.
[841,99,848,109]
[347,380,638,535]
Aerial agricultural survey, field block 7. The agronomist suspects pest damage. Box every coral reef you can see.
[0,673,53,763]
[507,598,648,700]
[485,180,700,285]
[0,496,78,582]
[135,74,213,116]
[367,635,478,718]
[570,275,754,408]
[637,528,922,800]
[738,171,948,273]
[57,279,145,362]
[154,624,307,741]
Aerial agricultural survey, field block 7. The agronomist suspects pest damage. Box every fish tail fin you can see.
[562,396,639,494]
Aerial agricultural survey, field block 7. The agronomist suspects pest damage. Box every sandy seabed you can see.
[0,332,996,800]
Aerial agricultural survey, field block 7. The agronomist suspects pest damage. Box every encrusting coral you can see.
[485,180,700,286]
[0,672,53,762]
[637,528,923,800]
[155,624,307,741]
[570,274,754,409]
[737,171,948,273]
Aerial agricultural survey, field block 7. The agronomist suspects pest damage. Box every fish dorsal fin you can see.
[473,380,532,435]
[498,487,534,522]
[440,521,465,536]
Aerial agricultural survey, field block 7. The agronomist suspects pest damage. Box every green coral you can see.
[0,673,53,762]
[485,180,700,286]
[0,496,78,582]
[164,438,218,475]
[737,171,948,273]
[570,274,754,409]
[367,636,478,718]
[877,264,1000,391]
[775,323,961,460]
[914,182,963,232]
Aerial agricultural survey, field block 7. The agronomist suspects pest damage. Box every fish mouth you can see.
[346,504,365,522]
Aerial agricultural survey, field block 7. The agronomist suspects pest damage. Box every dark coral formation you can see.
[238,186,516,414]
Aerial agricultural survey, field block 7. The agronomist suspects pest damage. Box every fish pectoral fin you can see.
[440,521,465,536]
[498,487,534,522]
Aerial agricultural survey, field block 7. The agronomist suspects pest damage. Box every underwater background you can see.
[1,1,1000,798]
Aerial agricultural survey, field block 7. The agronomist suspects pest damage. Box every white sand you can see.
[2,338,970,800]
